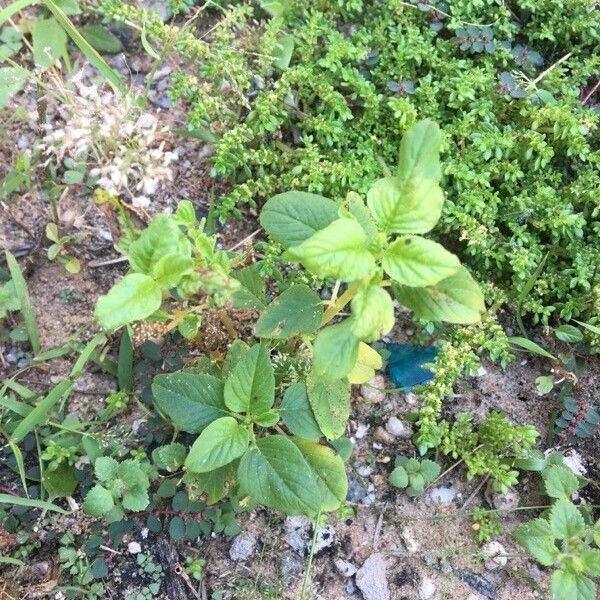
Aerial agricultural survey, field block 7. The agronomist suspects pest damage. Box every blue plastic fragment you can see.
[386,343,437,391]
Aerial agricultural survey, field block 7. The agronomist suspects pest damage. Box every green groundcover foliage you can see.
[105,0,600,325]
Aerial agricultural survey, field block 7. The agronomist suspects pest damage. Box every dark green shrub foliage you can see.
[104,0,600,325]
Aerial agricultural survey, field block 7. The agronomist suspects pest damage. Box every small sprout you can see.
[388,456,441,496]
[455,26,496,54]
[511,44,543,68]
[498,72,526,98]
[387,80,415,95]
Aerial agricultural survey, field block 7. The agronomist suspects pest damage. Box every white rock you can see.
[355,553,389,600]
[400,527,420,554]
[229,532,257,561]
[334,558,357,577]
[356,464,374,477]
[483,541,508,571]
[355,424,370,439]
[314,524,335,553]
[285,516,311,555]
[419,576,436,599]
[492,488,520,511]
[361,375,386,403]
[427,486,458,505]
[563,449,587,476]
[385,416,413,439]
[127,541,142,554]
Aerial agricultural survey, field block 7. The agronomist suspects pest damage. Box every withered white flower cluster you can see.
[38,69,177,207]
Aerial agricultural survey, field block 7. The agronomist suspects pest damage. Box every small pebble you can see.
[127,542,142,554]
[355,424,369,439]
[483,541,508,571]
[419,576,437,600]
[334,558,357,577]
[355,553,390,600]
[492,489,519,511]
[356,464,374,477]
[373,426,395,444]
[427,486,458,505]
[400,527,420,554]
[385,416,413,439]
[361,375,386,403]
[314,524,335,553]
[229,532,257,561]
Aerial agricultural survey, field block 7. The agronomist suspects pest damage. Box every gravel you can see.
[334,558,357,577]
[418,576,437,599]
[229,532,257,561]
[385,416,413,439]
[492,488,519,511]
[355,553,390,600]
[360,375,386,403]
[482,541,508,571]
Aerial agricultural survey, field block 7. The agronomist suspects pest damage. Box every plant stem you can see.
[321,281,362,326]
[300,510,322,600]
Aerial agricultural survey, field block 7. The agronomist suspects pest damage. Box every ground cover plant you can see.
[1,0,599,599]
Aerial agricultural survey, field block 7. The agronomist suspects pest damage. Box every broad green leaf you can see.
[549,499,585,539]
[389,466,408,488]
[543,464,579,499]
[79,24,123,53]
[536,375,554,394]
[419,459,441,482]
[128,215,191,274]
[306,374,350,440]
[0,67,28,109]
[255,284,323,339]
[253,409,279,427]
[94,457,118,482]
[509,337,556,359]
[238,435,321,516]
[394,266,485,324]
[185,417,249,473]
[350,286,394,342]
[347,342,382,384]
[83,485,115,517]
[383,236,460,287]
[594,519,600,546]
[554,324,583,343]
[260,191,339,248]
[260,0,287,17]
[280,382,322,440]
[33,17,67,69]
[292,438,347,511]
[151,254,194,288]
[152,373,227,433]
[222,339,249,378]
[185,463,236,505]
[513,518,560,566]
[273,34,294,70]
[367,120,443,234]
[232,265,266,309]
[224,344,275,415]
[575,320,600,336]
[551,570,596,600]
[94,273,161,330]
[152,443,186,472]
[366,177,442,235]
[313,320,359,380]
[43,463,78,498]
[284,218,375,282]
[581,549,600,576]
[347,192,378,241]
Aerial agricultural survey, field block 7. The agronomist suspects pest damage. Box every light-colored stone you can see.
[355,553,389,600]
[400,527,420,554]
[385,416,413,439]
[373,426,396,444]
[355,424,370,439]
[334,558,357,577]
[361,375,386,403]
[285,516,311,555]
[427,486,458,506]
[229,532,257,561]
[492,488,520,511]
[127,541,142,554]
[314,524,335,553]
[483,541,508,571]
[418,576,436,600]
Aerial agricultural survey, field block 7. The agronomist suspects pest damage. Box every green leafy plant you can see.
[94,200,240,331]
[83,456,154,520]
[388,456,441,496]
[45,222,81,274]
[513,464,600,600]
[152,341,347,517]
[259,119,485,382]
[472,507,503,544]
